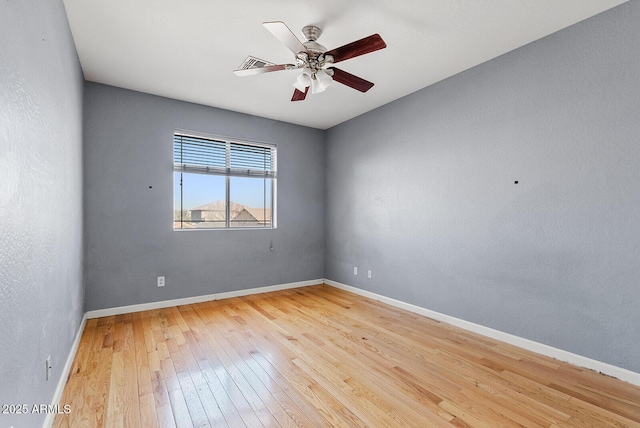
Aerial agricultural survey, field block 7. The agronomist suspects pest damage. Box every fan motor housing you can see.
[302,25,327,55]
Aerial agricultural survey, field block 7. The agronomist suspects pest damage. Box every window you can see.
[173,132,276,230]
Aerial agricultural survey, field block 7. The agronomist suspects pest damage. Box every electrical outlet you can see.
[46,356,51,381]
[353,266,358,275]
[157,276,165,287]
[367,270,372,279]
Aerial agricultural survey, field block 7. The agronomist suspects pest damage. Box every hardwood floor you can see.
[54,284,640,427]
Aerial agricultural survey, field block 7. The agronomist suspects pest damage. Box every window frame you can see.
[173,130,277,231]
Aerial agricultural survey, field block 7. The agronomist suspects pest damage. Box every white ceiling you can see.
[62,0,626,130]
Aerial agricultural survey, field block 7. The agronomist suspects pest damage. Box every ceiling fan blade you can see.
[291,87,309,101]
[233,64,293,76]
[325,34,386,64]
[327,67,374,92]
[263,21,307,56]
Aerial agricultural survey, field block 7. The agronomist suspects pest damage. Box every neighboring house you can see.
[187,200,270,227]
[232,207,272,227]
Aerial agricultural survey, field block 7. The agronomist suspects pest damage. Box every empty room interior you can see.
[2,0,640,427]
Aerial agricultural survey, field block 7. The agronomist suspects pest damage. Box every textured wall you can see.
[325,3,640,372]
[0,0,85,426]
[83,83,325,311]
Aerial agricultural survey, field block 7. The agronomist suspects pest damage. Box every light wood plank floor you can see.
[54,284,640,427]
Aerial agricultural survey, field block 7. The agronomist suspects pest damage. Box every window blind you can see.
[173,133,276,178]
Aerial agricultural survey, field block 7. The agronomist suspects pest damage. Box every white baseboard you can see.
[323,279,640,387]
[43,313,88,428]
[86,279,323,319]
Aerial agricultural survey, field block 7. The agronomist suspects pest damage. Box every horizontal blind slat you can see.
[174,134,275,177]
[229,142,273,172]
[173,134,226,170]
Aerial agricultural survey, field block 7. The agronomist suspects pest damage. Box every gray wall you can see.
[83,83,325,311]
[325,2,640,373]
[0,0,85,426]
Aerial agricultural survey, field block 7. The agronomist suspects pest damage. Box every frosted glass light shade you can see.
[293,72,311,91]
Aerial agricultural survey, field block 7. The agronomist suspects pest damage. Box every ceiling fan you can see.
[234,21,386,101]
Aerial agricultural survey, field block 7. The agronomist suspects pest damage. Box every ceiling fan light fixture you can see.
[316,69,332,87]
[311,69,332,94]
[310,75,322,94]
[310,76,320,94]
[293,71,311,91]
